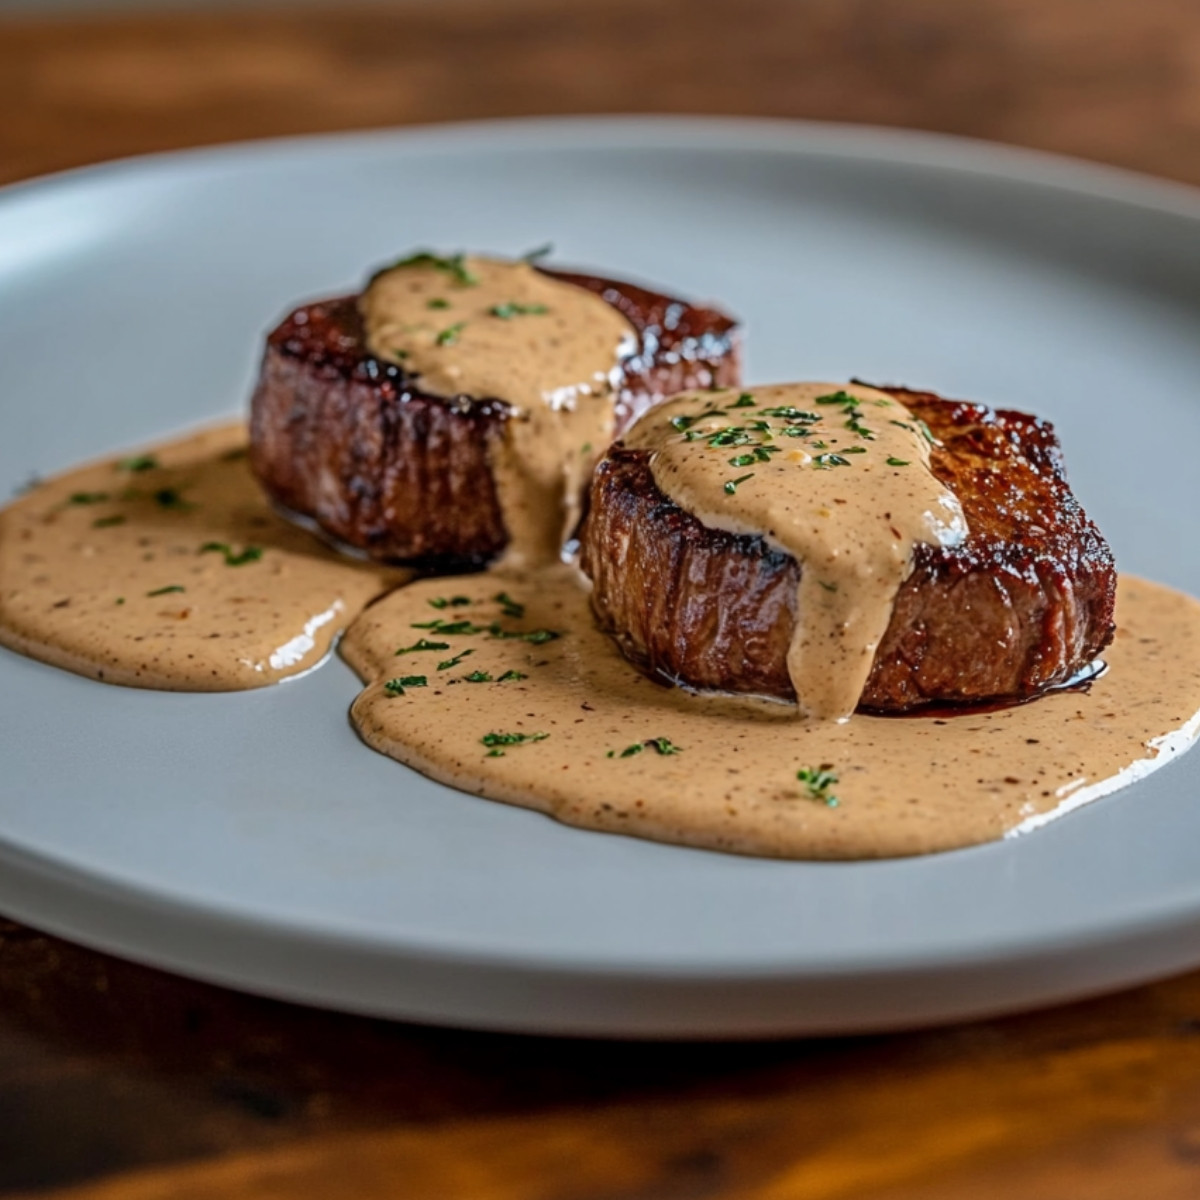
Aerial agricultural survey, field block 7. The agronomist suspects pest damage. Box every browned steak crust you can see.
[249,270,741,566]
[580,385,1117,712]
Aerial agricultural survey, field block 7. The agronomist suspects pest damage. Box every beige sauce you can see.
[0,424,408,689]
[623,383,967,720]
[361,255,636,564]
[344,566,1200,860]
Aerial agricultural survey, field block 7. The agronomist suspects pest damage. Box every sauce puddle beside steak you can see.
[2,254,1198,859]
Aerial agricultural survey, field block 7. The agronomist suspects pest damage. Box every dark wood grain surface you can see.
[3,1,1200,1196]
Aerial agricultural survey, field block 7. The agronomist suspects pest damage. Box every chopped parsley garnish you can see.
[607,737,683,759]
[437,648,475,671]
[116,454,158,473]
[381,251,478,286]
[797,766,840,807]
[914,417,939,445]
[200,541,263,566]
[427,298,450,310]
[68,491,109,505]
[816,390,861,408]
[412,617,489,635]
[489,302,549,319]
[489,626,561,645]
[435,321,467,346]
[727,392,757,409]
[760,406,819,421]
[844,411,875,440]
[521,243,554,263]
[729,453,757,468]
[724,473,754,494]
[840,446,868,454]
[890,417,938,444]
[395,638,451,655]
[465,670,492,682]
[115,597,125,605]
[886,456,910,467]
[429,595,472,609]
[154,487,196,511]
[670,414,698,432]
[384,675,427,697]
[497,669,528,682]
[93,514,126,528]
[494,592,525,619]
[147,585,185,597]
[481,730,549,757]
[813,453,850,469]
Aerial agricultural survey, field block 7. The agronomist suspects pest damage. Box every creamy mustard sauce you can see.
[345,566,1200,860]
[623,383,967,720]
[360,255,636,564]
[0,424,407,690]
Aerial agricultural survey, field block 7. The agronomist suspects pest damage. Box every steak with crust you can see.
[249,269,740,566]
[580,384,1117,712]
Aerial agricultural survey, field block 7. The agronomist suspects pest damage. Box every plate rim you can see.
[4,113,1200,1035]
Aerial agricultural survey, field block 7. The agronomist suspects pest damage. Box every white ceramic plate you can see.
[3,117,1200,1038]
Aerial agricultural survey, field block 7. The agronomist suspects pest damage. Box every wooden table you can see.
[3,2,1200,1195]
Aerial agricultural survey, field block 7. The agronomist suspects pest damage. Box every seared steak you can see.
[249,270,740,566]
[581,384,1117,712]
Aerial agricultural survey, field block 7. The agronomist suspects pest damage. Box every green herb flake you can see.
[494,592,525,619]
[68,491,109,506]
[464,670,493,683]
[521,243,554,263]
[437,649,475,671]
[759,406,819,421]
[609,737,684,759]
[115,596,125,605]
[797,766,840,807]
[670,414,698,432]
[818,580,839,593]
[200,541,263,566]
[380,251,478,287]
[489,626,562,645]
[116,454,159,473]
[815,390,861,408]
[480,730,549,757]
[886,456,910,467]
[411,617,488,635]
[435,321,467,346]
[727,392,757,409]
[384,675,428,697]
[147,585,185,597]
[497,670,528,682]
[814,453,850,469]
[729,453,757,467]
[429,595,472,609]
[489,301,549,319]
[395,638,452,655]
[93,514,126,528]
[724,473,755,494]
[427,298,451,310]
[646,737,682,755]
